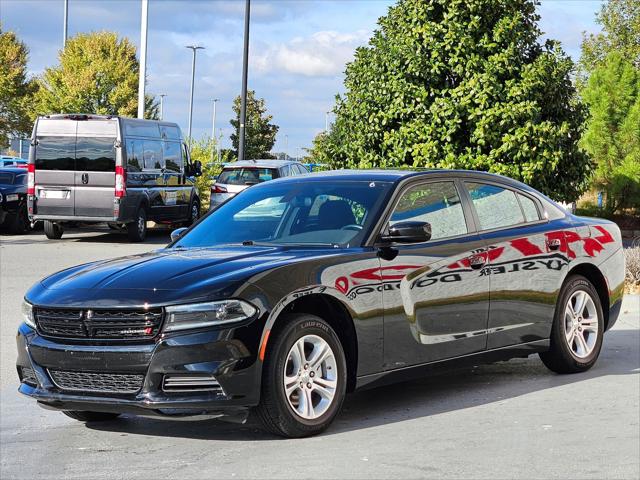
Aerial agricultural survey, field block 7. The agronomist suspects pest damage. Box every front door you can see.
[381,180,490,369]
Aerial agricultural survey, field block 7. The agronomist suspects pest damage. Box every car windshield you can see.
[174,179,393,248]
[217,167,278,185]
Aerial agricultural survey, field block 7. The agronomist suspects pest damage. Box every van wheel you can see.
[44,220,63,239]
[127,208,147,242]
[63,411,120,422]
[254,314,347,438]
[539,275,604,374]
[185,200,200,226]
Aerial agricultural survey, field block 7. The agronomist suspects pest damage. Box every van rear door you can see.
[34,120,77,217]
[73,120,116,218]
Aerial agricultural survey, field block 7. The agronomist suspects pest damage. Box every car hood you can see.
[27,246,333,308]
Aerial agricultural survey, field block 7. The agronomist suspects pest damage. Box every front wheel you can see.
[126,208,147,242]
[539,275,604,374]
[254,314,347,438]
[63,411,120,422]
[43,220,63,239]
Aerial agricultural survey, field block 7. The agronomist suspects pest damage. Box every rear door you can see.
[73,120,117,218]
[34,120,77,217]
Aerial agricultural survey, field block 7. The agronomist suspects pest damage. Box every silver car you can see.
[210,159,308,209]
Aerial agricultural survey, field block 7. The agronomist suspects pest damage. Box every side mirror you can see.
[170,227,188,243]
[193,160,202,177]
[379,221,431,244]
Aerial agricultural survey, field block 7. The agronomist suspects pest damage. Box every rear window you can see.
[75,137,116,172]
[217,167,279,185]
[35,136,75,170]
[0,173,14,184]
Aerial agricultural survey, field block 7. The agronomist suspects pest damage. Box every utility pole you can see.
[137,0,149,119]
[63,0,69,48]
[285,134,288,160]
[238,0,251,161]
[186,45,205,145]
[159,94,166,120]
[211,99,219,162]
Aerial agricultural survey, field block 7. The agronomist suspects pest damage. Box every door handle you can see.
[546,238,562,251]
[81,173,89,184]
[467,254,486,270]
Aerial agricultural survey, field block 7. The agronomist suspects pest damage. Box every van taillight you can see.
[115,166,126,198]
[27,164,35,195]
[212,184,227,193]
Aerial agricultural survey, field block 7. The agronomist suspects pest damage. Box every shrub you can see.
[624,247,640,292]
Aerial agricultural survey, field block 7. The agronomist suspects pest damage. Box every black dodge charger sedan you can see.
[17,170,625,437]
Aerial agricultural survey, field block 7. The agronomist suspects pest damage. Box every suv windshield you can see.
[217,167,279,185]
[174,179,393,248]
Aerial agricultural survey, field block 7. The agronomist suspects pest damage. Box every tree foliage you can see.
[33,31,158,119]
[579,0,640,84]
[320,0,590,202]
[187,135,232,210]
[580,52,640,214]
[229,90,279,160]
[0,27,36,146]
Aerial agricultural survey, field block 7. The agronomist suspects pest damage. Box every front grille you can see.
[35,307,163,341]
[48,370,144,394]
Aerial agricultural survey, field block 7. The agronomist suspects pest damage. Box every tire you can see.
[126,207,147,242]
[539,275,604,374]
[254,314,347,438]
[6,204,30,234]
[184,199,200,227]
[43,220,63,239]
[63,411,120,422]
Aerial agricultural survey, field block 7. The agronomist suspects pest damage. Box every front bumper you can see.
[16,321,263,417]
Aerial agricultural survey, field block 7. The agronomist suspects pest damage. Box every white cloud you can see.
[252,30,371,77]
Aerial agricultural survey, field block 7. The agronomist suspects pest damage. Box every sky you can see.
[1,0,604,156]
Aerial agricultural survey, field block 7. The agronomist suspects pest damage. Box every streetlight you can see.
[137,0,149,119]
[159,94,167,120]
[211,99,219,162]
[238,0,251,161]
[185,45,205,144]
[284,134,289,160]
[63,0,69,48]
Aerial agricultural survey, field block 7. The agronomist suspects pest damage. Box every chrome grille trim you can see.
[162,374,224,393]
[48,370,144,394]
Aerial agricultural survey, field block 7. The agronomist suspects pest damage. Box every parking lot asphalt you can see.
[1,228,639,480]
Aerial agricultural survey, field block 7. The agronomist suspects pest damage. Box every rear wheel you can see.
[126,207,147,242]
[43,220,63,239]
[184,199,200,227]
[63,411,120,422]
[539,275,604,374]
[6,203,30,234]
[254,314,347,438]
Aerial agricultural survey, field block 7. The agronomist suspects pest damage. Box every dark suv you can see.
[17,170,624,437]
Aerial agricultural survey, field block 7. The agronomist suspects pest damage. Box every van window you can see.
[160,125,181,141]
[124,122,160,138]
[126,139,143,172]
[163,141,182,172]
[75,137,116,172]
[35,136,76,171]
[143,140,163,170]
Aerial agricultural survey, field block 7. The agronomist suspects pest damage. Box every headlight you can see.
[164,300,257,332]
[21,300,36,329]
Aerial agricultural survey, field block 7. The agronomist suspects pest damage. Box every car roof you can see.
[1,156,26,160]
[0,167,27,173]
[222,159,302,168]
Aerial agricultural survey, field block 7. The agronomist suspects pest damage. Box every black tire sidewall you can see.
[552,276,604,369]
[265,315,347,434]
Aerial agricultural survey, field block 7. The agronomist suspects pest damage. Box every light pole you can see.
[63,0,69,48]
[186,45,205,145]
[285,134,289,160]
[137,0,149,119]
[211,99,219,162]
[159,94,166,120]
[238,0,251,161]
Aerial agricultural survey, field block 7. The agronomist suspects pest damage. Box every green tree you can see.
[579,0,640,85]
[33,31,158,119]
[0,27,36,147]
[229,90,279,160]
[580,52,640,214]
[187,135,232,210]
[321,0,590,202]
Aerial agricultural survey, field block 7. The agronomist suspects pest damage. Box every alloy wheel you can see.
[283,335,337,420]
[564,290,599,359]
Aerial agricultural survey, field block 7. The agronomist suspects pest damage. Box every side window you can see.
[163,141,182,172]
[143,140,163,170]
[390,181,467,240]
[518,193,540,222]
[296,164,308,174]
[281,165,292,177]
[125,139,143,172]
[466,182,524,230]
